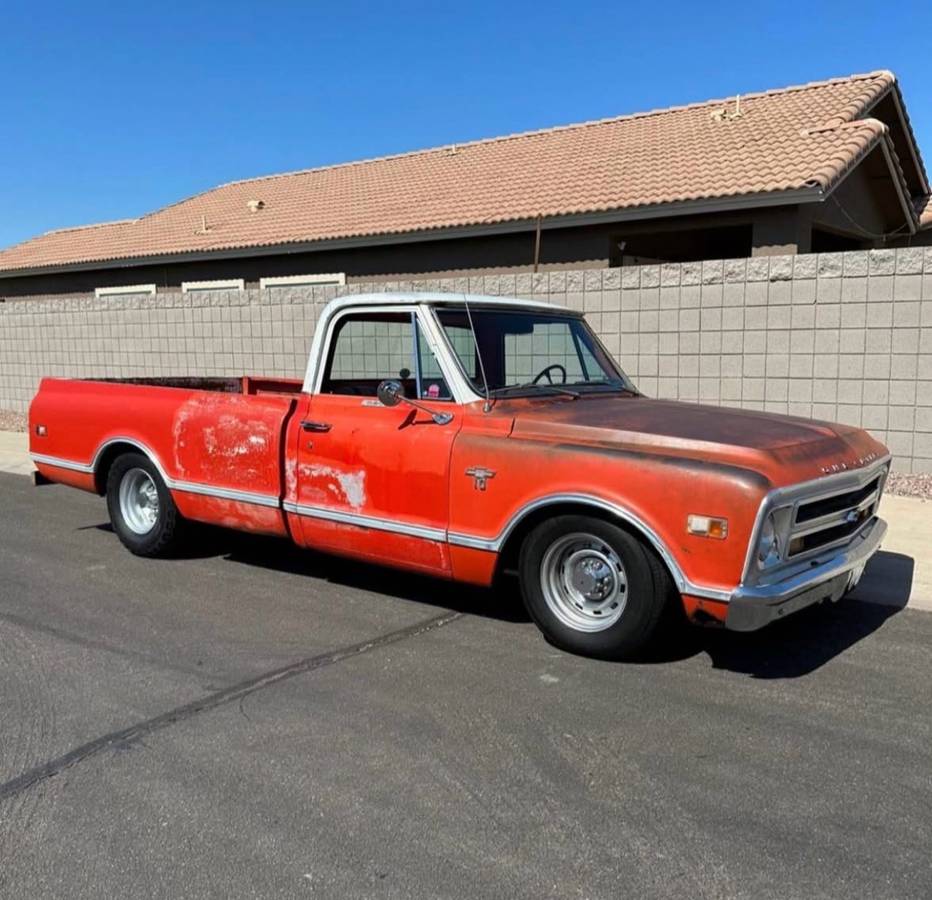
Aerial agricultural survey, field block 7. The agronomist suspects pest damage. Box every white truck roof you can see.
[304,291,576,397]
[319,291,572,318]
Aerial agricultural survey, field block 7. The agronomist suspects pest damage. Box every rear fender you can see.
[91,437,172,495]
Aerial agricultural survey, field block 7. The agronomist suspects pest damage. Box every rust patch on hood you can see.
[505,395,888,487]
[511,396,842,450]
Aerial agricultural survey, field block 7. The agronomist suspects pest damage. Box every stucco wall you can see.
[1,247,930,472]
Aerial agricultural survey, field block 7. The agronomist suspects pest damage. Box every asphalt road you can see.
[1,472,931,899]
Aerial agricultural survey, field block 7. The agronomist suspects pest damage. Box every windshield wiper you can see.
[492,383,580,399]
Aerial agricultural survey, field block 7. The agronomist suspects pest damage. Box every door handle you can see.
[301,420,332,433]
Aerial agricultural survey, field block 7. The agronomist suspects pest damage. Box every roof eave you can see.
[878,136,920,235]
[815,124,918,238]
[877,81,930,196]
[858,75,929,198]
[0,185,823,280]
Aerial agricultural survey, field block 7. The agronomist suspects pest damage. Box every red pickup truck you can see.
[29,292,890,659]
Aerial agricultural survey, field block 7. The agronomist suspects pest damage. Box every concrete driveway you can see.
[1,471,931,899]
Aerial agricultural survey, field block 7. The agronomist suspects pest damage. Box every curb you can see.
[0,431,32,477]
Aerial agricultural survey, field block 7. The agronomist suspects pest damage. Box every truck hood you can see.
[507,395,888,488]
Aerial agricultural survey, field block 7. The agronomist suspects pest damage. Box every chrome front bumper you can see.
[725,516,887,632]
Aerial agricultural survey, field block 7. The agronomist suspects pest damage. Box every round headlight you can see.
[756,513,781,569]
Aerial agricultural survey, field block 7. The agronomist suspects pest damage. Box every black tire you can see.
[518,515,674,660]
[105,452,184,557]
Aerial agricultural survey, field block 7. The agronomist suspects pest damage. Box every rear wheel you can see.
[519,515,673,659]
[106,453,184,557]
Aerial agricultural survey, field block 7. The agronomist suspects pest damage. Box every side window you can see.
[321,312,452,400]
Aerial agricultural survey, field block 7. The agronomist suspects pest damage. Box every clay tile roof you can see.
[918,195,932,229]
[0,70,916,274]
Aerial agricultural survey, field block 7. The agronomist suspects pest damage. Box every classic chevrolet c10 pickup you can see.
[29,292,890,659]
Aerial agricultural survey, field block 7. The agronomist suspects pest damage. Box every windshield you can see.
[435,308,633,397]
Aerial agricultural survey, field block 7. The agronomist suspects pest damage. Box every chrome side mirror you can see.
[376,379,453,426]
[377,379,405,408]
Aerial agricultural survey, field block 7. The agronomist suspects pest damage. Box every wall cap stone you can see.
[896,247,924,275]
[701,259,724,284]
[869,249,896,275]
[768,255,793,281]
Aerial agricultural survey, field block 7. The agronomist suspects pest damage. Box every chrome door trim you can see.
[283,500,447,542]
[446,531,499,551]
[170,479,281,508]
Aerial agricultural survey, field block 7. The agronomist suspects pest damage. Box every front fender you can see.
[448,432,769,597]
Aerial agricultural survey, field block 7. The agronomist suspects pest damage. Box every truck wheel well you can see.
[93,442,146,494]
[494,502,679,593]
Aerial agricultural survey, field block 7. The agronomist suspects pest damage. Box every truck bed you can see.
[29,375,302,536]
[88,375,304,396]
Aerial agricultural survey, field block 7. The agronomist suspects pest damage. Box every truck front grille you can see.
[787,475,882,557]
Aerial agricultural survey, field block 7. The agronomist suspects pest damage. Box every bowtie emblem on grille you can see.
[465,467,496,491]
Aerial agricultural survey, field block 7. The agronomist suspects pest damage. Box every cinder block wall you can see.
[1,247,930,472]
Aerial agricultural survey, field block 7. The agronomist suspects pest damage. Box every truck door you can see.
[289,308,462,575]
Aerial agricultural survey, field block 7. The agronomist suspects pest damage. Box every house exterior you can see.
[1,70,929,301]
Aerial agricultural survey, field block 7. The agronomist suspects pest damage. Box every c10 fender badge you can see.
[465,467,496,491]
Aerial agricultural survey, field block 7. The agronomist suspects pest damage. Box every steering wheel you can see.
[532,363,568,385]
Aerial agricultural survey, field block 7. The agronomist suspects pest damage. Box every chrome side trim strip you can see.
[91,437,280,507]
[34,442,280,509]
[87,437,175,487]
[450,493,732,603]
[35,449,731,602]
[30,452,94,474]
[283,501,447,542]
[170,480,281,508]
[447,532,498,552]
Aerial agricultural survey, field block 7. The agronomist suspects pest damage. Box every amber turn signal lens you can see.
[687,514,728,539]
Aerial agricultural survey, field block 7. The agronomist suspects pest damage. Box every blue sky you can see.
[2,0,930,249]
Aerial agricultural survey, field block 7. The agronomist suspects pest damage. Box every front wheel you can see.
[519,515,673,659]
[106,452,184,557]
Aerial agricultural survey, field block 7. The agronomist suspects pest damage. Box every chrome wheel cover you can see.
[119,468,160,535]
[540,532,628,632]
